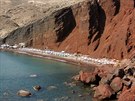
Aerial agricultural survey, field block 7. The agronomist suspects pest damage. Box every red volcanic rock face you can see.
[118,86,135,101]
[31,0,135,60]
[88,0,135,59]
[74,60,135,100]
[57,0,135,60]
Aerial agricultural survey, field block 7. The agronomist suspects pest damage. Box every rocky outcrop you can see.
[73,59,135,100]
[0,0,135,59]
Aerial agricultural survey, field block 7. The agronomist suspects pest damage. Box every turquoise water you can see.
[0,51,92,101]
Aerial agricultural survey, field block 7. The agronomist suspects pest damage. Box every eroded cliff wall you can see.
[0,0,135,59]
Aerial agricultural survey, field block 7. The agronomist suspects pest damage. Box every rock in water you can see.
[33,85,41,91]
[72,75,80,81]
[93,84,114,100]
[17,90,31,97]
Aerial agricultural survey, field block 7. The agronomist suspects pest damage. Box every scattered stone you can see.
[93,84,114,100]
[63,81,76,87]
[33,85,41,91]
[30,74,37,78]
[17,90,31,97]
[72,75,80,81]
[3,92,9,96]
[110,77,123,92]
[54,96,69,101]
[122,78,132,87]
[71,90,76,94]
[47,86,57,91]
[78,94,83,97]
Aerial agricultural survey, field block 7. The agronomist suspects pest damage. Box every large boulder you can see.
[93,84,114,100]
[110,77,123,92]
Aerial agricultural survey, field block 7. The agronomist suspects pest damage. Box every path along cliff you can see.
[0,0,135,60]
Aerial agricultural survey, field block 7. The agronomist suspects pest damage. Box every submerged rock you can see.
[3,92,9,96]
[17,90,31,97]
[72,75,80,81]
[47,86,57,91]
[63,81,76,87]
[30,74,37,78]
[71,90,76,94]
[54,96,69,101]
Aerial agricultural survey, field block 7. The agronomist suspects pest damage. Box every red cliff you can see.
[0,0,135,60]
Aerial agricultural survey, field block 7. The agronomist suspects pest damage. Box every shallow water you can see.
[0,51,92,101]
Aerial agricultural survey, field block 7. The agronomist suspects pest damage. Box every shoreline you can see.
[0,48,118,68]
[0,48,98,68]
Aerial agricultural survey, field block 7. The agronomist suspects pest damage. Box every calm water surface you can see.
[0,51,92,101]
